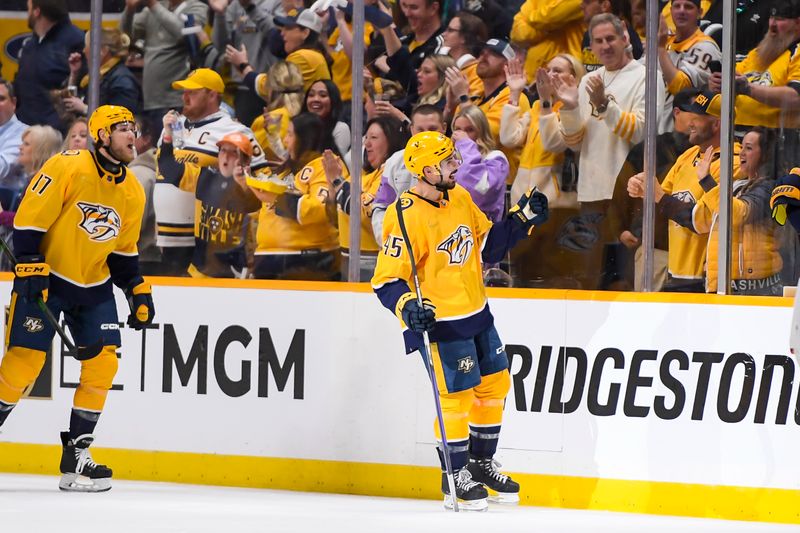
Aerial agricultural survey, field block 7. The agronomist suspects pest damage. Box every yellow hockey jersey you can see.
[734,44,800,129]
[255,156,340,254]
[14,150,145,302]
[372,184,494,351]
[660,143,741,279]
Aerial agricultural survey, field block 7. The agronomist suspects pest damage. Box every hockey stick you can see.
[394,197,459,513]
[0,235,103,361]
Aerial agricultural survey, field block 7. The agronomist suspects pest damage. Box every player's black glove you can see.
[771,171,800,230]
[401,298,436,333]
[13,255,49,303]
[509,188,549,233]
[125,277,155,330]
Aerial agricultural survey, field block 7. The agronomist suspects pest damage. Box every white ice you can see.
[0,473,795,533]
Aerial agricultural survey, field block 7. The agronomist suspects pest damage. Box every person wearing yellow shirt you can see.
[327,5,373,117]
[441,11,486,98]
[511,0,584,83]
[248,112,341,279]
[652,127,782,295]
[628,90,742,293]
[326,116,409,279]
[0,105,153,492]
[371,131,549,510]
[501,53,584,206]
[445,39,530,185]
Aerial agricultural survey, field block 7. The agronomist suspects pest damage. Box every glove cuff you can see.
[395,292,416,321]
[126,276,150,296]
[15,255,49,277]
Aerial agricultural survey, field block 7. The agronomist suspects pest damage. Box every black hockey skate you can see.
[58,432,112,492]
[442,467,489,511]
[467,456,520,504]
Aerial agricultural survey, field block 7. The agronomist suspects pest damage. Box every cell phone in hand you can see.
[708,60,721,73]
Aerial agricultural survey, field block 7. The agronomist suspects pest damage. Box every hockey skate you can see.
[442,467,489,511]
[58,432,112,492]
[467,456,520,504]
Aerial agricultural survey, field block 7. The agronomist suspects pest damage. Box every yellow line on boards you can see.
[0,273,791,307]
[1,442,798,524]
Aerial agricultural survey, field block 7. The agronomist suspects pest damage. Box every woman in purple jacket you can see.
[451,105,508,222]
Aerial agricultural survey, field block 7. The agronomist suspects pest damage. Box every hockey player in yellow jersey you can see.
[0,105,153,492]
[372,132,549,510]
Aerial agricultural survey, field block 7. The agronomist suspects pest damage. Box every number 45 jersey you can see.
[371,184,494,353]
[13,149,145,304]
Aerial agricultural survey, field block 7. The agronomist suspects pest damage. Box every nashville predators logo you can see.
[436,224,474,266]
[23,316,44,333]
[457,356,475,373]
[76,202,122,242]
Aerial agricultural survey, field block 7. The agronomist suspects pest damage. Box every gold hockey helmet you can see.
[403,131,460,177]
[88,105,136,144]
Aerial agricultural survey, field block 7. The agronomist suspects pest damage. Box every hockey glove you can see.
[509,188,549,233]
[771,171,800,230]
[13,255,49,303]
[401,297,436,333]
[125,277,155,330]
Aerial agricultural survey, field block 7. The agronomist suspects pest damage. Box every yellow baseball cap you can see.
[172,68,225,93]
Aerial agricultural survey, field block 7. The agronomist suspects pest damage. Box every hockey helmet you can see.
[88,105,136,144]
[404,131,461,178]
[216,131,254,157]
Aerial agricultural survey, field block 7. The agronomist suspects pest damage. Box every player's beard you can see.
[755,31,796,68]
[108,138,135,164]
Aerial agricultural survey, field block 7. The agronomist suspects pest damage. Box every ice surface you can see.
[0,474,795,533]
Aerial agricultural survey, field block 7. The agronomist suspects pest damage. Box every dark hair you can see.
[452,11,488,57]
[298,30,333,68]
[410,103,444,123]
[363,116,410,173]
[302,79,343,132]
[746,126,778,179]
[0,78,15,100]
[136,114,154,141]
[31,0,68,22]
[280,112,334,174]
[608,0,633,26]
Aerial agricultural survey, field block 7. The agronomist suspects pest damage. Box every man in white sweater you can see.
[550,12,656,289]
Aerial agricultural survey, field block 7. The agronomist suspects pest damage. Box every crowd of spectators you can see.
[0,0,799,295]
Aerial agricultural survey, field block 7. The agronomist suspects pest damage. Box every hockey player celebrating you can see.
[371,131,548,510]
[0,105,154,492]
